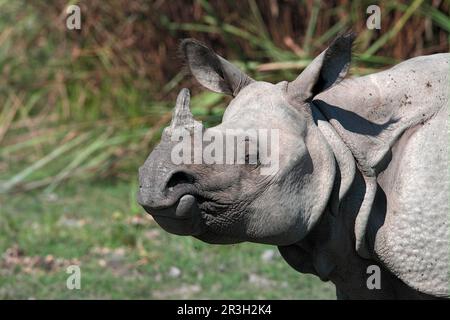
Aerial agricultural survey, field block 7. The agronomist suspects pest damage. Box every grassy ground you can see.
[0,181,335,299]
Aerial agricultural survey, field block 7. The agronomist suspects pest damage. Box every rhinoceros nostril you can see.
[166,171,196,191]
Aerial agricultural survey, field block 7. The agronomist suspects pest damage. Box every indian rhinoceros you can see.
[138,33,449,299]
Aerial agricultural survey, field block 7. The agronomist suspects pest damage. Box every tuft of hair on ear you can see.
[177,38,196,80]
[336,30,358,63]
[324,30,356,70]
[329,31,357,66]
[310,30,357,96]
[332,30,357,45]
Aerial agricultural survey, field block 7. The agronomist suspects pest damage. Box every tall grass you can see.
[0,0,448,193]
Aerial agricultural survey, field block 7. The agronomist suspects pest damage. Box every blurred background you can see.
[0,0,448,299]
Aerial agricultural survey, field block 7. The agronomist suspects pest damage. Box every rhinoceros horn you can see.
[166,88,202,136]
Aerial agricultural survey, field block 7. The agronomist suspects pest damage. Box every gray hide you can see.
[138,34,449,299]
[312,53,449,297]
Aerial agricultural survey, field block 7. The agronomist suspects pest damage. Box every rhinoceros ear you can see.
[180,39,254,97]
[287,32,356,103]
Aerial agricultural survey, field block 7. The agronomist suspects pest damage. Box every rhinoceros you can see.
[138,33,449,299]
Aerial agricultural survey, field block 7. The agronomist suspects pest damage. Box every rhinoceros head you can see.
[138,34,355,245]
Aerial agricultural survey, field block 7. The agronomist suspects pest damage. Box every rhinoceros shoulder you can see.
[313,53,449,176]
[375,104,449,297]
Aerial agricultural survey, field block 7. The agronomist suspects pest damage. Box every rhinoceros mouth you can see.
[143,194,205,236]
[144,194,198,219]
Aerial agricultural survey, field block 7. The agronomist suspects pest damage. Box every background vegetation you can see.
[0,0,448,299]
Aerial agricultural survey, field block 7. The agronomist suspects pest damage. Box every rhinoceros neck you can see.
[281,103,375,286]
[309,103,356,216]
[310,99,378,259]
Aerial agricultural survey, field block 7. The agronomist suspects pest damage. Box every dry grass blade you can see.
[0,95,22,144]
[0,132,91,193]
[44,131,113,193]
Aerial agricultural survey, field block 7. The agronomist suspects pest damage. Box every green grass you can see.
[0,181,335,299]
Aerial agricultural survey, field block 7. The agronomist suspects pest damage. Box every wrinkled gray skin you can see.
[138,33,449,299]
